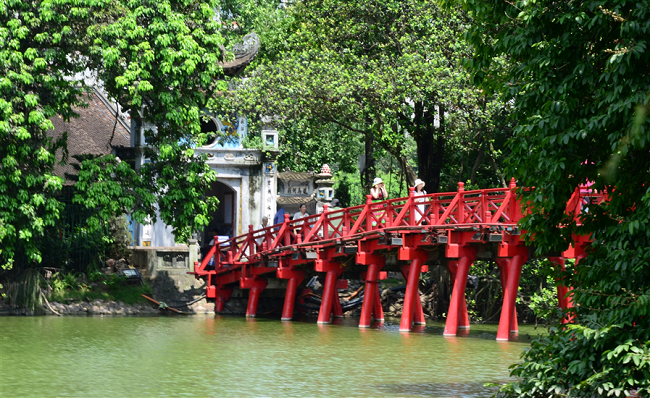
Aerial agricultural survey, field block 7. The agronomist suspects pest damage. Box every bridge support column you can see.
[315,260,343,324]
[400,258,423,331]
[240,278,268,318]
[398,248,427,332]
[400,264,425,326]
[359,262,384,328]
[373,286,384,322]
[446,260,471,331]
[496,258,519,334]
[444,247,477,336]
[277,267,305,321]
[332,290,344,318]
[548,257,573,323]
[357,253,386,328]
[554,239,588,324]
[214,287,233,313]
[496,251,527,340]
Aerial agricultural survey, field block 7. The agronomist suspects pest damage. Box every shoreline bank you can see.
[1,299,216,316]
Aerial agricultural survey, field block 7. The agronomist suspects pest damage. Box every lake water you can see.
[0,315,539,397]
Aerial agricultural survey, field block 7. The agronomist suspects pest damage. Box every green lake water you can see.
[0,315,541,397]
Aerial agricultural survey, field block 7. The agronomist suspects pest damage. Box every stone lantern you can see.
[315,164,335,214]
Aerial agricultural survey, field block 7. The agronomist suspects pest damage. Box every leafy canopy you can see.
[1,0,108,267]
[458,0,650,395]
[1,0,226,269]
[236,0,511,192]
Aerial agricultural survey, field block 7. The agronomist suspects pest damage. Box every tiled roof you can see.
[278,171,314,181]
[48,90,130,184]
[219,33,260,77]
[277,196,315,205]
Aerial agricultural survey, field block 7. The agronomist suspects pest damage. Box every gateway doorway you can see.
[203,181,237,250]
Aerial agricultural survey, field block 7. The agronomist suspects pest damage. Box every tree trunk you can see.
[429,104,445,193]
[488,140,507,188]
[398,155,417,187]
[361,131,376,195]
[411,101,444,193]
[470,144,484,186]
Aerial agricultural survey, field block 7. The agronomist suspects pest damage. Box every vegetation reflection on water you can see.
[0,315,542,397]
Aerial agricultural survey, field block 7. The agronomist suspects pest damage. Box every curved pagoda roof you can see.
[219,33,260,77]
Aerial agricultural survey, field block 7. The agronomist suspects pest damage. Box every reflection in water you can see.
[455,328,471,337]
[411,324,426,333]
[375,382,501,398]
[282,319,294,333]
[0,316,532,398]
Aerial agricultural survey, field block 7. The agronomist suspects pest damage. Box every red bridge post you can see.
[315,260,344,324]
[398,248,428,332]
[240,277,268,318]
[373,286,384,322]
[400,264,426,325]
[444,245,477,336]
[332,279,347,318]
[553,237,588,324]
[365,194,374,230]
[446,260,471,331]
[496,246,528,340]
[214,287,233,313]
[408,186,415,226]
[457,182,465,224]
[357,253,386,328]
[277,259,305,321]
[548,257,572,323]
[496,258,519,334]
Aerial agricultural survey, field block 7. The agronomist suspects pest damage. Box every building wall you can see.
[129,114,278,247]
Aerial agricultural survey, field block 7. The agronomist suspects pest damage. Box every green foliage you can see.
[101,274,126,289]
[0,0,104,269]
[50,272,79,293]
[235,0,512,193]
[458,0,650,395]
[241,130,278,160]
[216,0,288,66]
[78,0,224,243]
[275,122,363,176]
[1,0,225,270]
[528,280,560,324]
[458,260,558,326]
[88,269,103,283]
[48,277,153,305]
[333,172,364,208]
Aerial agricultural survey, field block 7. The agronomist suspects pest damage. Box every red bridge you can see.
[192,179,605,340]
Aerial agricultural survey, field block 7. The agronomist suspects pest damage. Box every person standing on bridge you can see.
[370,177,388,227]
[413,179,428,224]
[370,177,388,201]
[293,203,309,238]
[255,216,269,247]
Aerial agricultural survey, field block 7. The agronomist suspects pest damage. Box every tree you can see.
[78,0,225,242]
[0,0,106,268]
[236,0,511,193]
[1,0,226,270]
[459,0,650,395]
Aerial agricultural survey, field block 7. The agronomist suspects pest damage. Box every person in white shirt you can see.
[293,203,309,237]
[255,216,269,247]
[413,178,427,224]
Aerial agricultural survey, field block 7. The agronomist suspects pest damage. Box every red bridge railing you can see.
[197,180,535,270]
